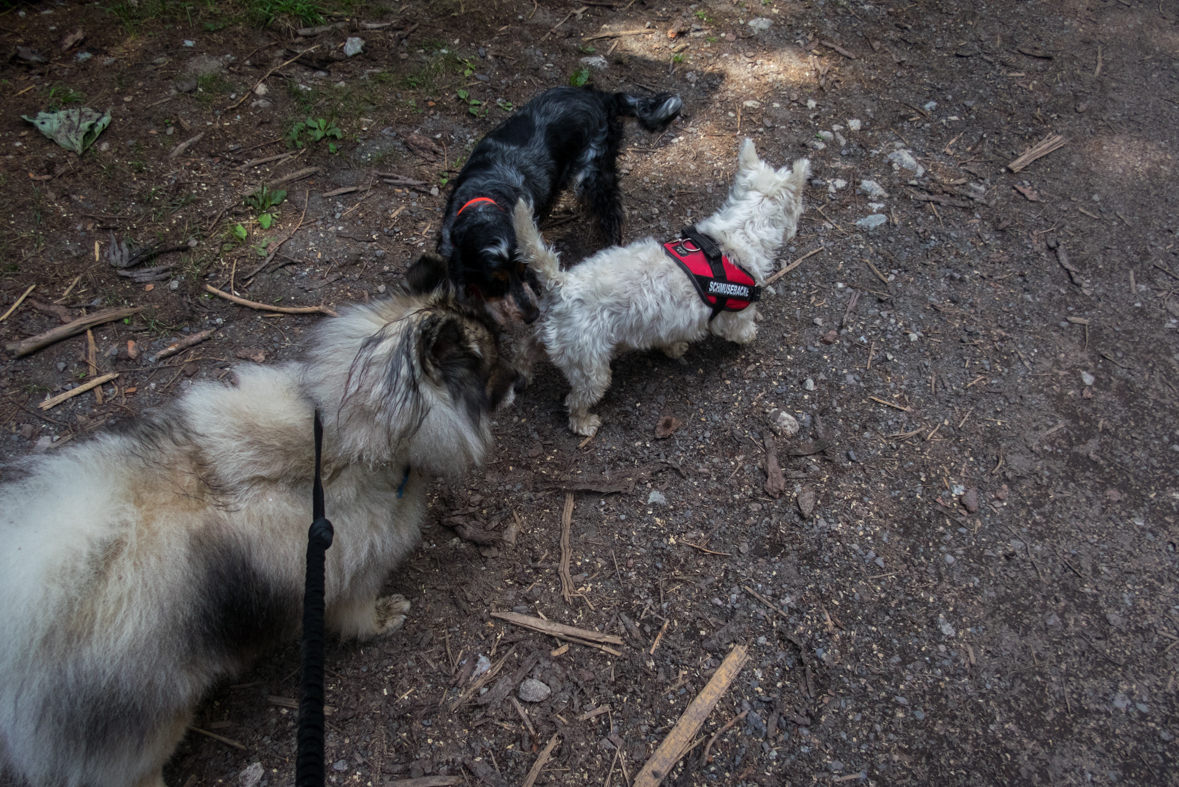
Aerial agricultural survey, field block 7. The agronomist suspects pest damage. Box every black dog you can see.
[438,86,682,323]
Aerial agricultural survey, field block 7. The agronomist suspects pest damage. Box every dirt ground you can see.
[2,0,1178,785]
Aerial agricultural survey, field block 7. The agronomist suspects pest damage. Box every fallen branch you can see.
[632,645,750,787]
[227,46,319,112]
[1007,133,1066,173]
[818,39,857,59]
[40,373,118,411]
[203,285,337,317]
[262,166,322,192]
[583,28,653,41]
[386,778,462,787]
[700,709,747,763]
[189,727,246,752]
[6,307,143,357]
[168,132,204,160]
[491,611,624,646]
[520,735,561,787]
[148,328,216,364]
[765,246,823,286]
[1,284,35,322]
[541,6,587,41]
[559,492,575,603]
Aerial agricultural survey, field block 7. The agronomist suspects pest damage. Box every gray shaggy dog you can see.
[0,255,519,787]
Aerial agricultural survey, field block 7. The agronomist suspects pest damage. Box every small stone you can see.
[518,678,551,703]
[961,487,979,513]
[859,180,888,199]
[743,100,761,109]
[1081,371,1095,386]
[239,762,264,787]
[944,554,955,564]
[747,17,772,33]
[856,214,888,230]
[887,149,925,178]
[796,487,816,519]
[768,409,799,437]
[647,490,667,506]
[821,330,838,344]
[803,378,815,391]
[254,82,268,96]
[828,760,844,772]
[938,616,956,637]
[581,55,608,70]
[127,340,139,359]
[333,759,348,772]
[848,118,862,131]
[343,37,364,57]
[430,186,440,197]
[377,283,387,294]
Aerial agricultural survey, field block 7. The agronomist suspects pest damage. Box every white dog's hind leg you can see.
[662,341,690,359]
[562,360,612,437]
[328,595,411,640]
[514,331,544,386]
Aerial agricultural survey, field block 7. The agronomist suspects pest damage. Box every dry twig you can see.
[633,645,750,787]
[6,307,143,357]
[559,492,575,603]
[490,611,624,646]
[39,373,118,411]
[1007,133,1066,173]
[204,285,337,317]
[1,284,35,322]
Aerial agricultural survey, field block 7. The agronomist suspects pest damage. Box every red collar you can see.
[456,197,500,216]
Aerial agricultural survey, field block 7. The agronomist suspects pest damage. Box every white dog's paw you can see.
[663,342,690,359]
[569,412,601,437]
[736,324,758,344]
[374,595,412,635]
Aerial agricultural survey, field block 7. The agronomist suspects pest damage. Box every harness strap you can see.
[456,196,500,216]
[663,227,762,322]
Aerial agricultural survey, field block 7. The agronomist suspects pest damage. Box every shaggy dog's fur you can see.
[439,86,682,324]
[0,255,518,787]
[512,139,810,436]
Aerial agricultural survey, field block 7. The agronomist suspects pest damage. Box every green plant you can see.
[569,68,590,87]
[672,53,685,64]
[285,117,342,148]
[44,84,85,110]
[245,0,326,27]
[245,185,286,229]
[495,98,513,112]
[231,223,248,242]
[456,89,486,117]
[578,44,596,54]
[694,9,714,21]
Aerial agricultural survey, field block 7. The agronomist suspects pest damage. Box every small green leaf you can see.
[569,68,590,87]
[457,89,469,100]
[328,142,338,154]
[258,213,273,230]
[232,223,248,241]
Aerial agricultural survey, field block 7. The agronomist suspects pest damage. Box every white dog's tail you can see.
[512,199,567,292]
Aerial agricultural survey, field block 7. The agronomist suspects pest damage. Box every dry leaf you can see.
[655,415,682,439]
[1013,184,1040,202]
[796,486,816,518]
[235,348,267,363]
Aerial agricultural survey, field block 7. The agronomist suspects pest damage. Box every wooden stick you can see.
[633,645,750,787]
[864,257,891,287]
[148,328,216,363]
[6,307,143,357]
[1,284,35,322]
[818,39,856,59]
[39,373,118,410]
[700,709,748,763]
[765,247,823,286]
[681,541,732,556]
[520,734,561,787]
[559,492,575,603]
[490,611,624,646]
[203,285,337,317]
[227,46,319,111]
[262,166,323,192]
[868,395,912,412]
[583,28,652,41]
[541,6,587,41]
[189,726,247,751]
[386,778,462,787]
[168,132,205,160]
[86,328,103,405]
[1007,133,1066,173]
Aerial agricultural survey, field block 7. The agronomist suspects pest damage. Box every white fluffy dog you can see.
[512,139,809,436]
[0,255,518,787]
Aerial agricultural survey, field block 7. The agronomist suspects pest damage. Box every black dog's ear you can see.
[406,253,450,295]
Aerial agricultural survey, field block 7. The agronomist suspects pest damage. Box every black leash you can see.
[296,410,334,787]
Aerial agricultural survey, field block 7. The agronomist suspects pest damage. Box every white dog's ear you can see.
[737,138,760,173]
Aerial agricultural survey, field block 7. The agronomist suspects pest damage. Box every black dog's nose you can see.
[512,372,528,394]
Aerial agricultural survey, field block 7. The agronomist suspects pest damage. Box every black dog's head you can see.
[448,206,540,325]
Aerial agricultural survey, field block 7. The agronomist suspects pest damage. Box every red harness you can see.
[663,226,761,320]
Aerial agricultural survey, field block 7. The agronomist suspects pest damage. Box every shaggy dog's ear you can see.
[406,253,450,295]
[419,313,472,383]
[737,138,760,173]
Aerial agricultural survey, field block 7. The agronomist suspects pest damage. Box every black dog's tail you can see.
[614,92,683,133]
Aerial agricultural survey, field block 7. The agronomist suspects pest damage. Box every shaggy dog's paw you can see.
[374,595,412,635]
[663,342,690,359]
[569,412,601,438]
